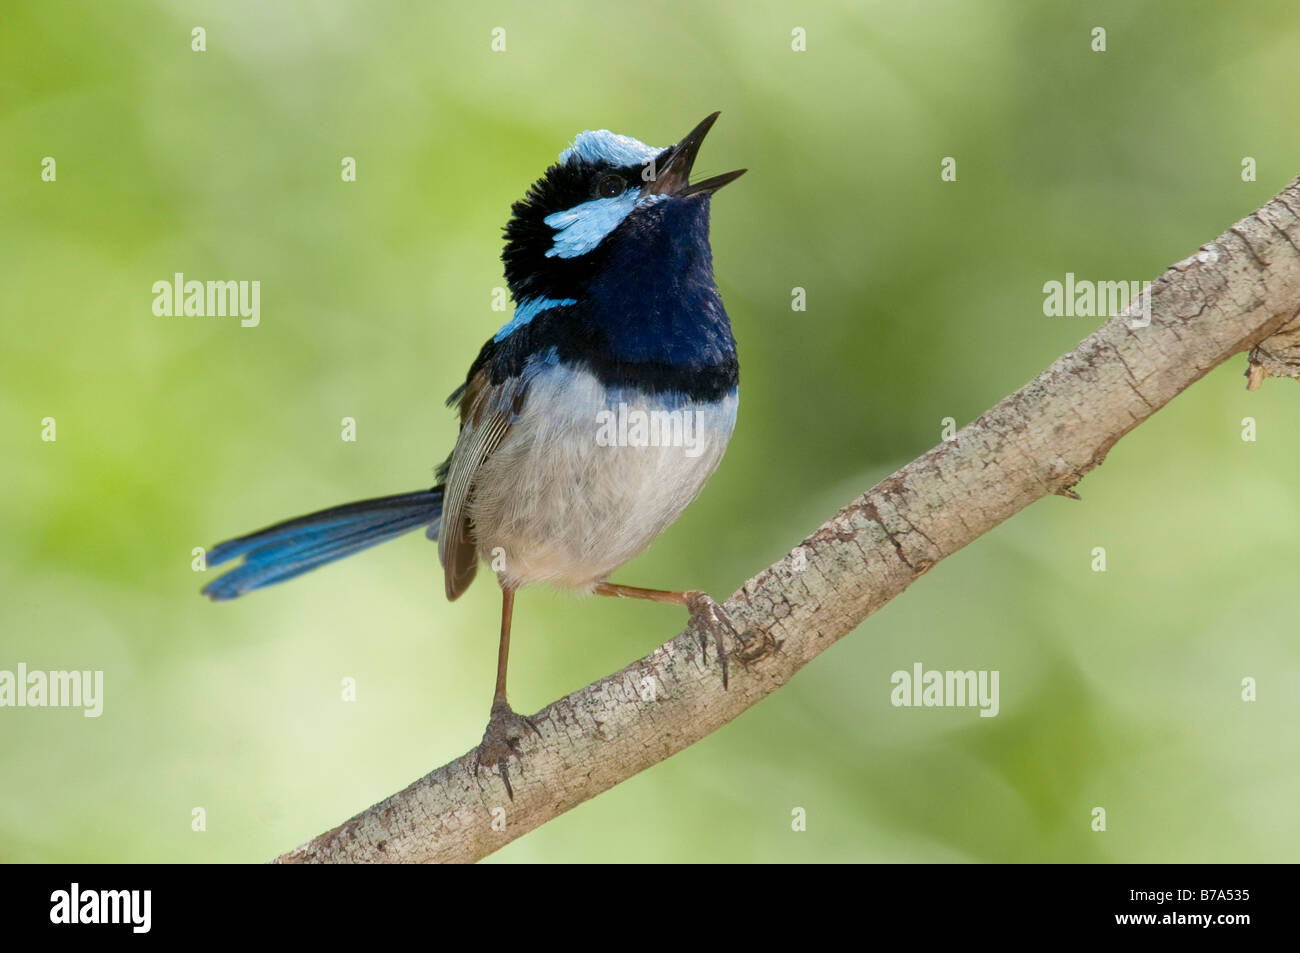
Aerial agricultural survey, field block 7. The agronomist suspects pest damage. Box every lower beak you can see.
[644,112,747,198]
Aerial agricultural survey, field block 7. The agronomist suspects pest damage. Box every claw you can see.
[683,591,742,689]
[476,701,539,800]
[496,760,514,800]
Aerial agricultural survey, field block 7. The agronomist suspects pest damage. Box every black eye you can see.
[595,173,625,199]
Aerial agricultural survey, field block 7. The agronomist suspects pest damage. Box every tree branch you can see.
[276,176,1300,864]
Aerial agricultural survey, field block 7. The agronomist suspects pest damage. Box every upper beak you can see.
[644,111,747,198]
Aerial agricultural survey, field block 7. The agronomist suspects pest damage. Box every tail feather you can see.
[202,487,444,601]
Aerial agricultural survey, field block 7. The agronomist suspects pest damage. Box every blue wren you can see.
[202,113,746,792]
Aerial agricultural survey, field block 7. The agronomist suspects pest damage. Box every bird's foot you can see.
[683,590,742,690]
[475,700,540,799]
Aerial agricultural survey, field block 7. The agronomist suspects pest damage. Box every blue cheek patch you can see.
[493,296,578,342]
[544,190,667,259]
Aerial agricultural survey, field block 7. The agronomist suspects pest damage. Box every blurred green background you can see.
[2,0,1299,863]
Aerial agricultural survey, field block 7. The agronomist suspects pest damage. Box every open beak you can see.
[644,112,747,198]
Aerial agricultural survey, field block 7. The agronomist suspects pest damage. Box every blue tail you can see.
[201,487,444,601]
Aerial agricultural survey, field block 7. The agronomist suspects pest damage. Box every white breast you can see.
[466,364,738,591]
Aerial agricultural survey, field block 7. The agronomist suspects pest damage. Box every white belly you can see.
[467,364,738,591]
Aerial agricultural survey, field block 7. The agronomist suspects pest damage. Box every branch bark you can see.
[276,175,1300,864]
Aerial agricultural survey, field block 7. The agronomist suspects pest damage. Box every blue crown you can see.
[558,129,662,167]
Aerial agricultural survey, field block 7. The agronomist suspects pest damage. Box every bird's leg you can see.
[476,583,539,798]
[593,582,739,689]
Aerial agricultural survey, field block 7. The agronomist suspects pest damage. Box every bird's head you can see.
[502,112,745,303]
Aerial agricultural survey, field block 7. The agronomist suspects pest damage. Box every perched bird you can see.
[202,113,746,791]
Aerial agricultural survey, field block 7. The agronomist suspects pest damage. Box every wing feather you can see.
[438,368,525,600]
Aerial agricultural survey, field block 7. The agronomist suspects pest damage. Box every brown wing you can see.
[438,368,521,601]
